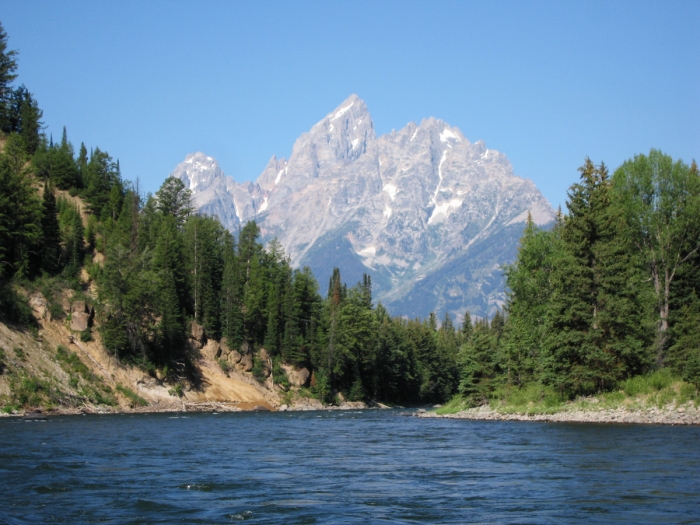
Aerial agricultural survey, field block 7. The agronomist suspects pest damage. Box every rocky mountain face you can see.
[170,94,554,322]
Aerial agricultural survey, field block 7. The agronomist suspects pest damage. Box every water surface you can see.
[1,410,698,524]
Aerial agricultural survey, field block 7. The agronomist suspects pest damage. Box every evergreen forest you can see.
[1,22,698,407]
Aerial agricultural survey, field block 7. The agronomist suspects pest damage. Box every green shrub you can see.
[297,387,316,400]
[622,375,650,397]
[487,383,564,414]
[84,387,117,406]
[217,358,230,375]
[252,357,266,383]
[678,383,698,405]
[116,385,148,407]
[13,347,25,360]
[621,369,678,398]
[650,368,674,390]
[348,378,365,402]
[168,382,184,397]
[436,395,474,414]
[272,358,290,389]
[600,390,626,404]
[48,300,65,320]
[80,328,93,342]
[56,345,97,382]
[311,369,332,404]
[0,281,36,327]
[654,387,676,408]
[15,376,44,406]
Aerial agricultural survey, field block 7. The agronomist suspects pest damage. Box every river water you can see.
[0,410,698,524]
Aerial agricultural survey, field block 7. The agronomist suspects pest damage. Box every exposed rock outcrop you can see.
[171,95,556,320]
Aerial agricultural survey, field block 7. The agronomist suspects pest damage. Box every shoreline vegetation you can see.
[1,22,700,420]
[422,369,700,425]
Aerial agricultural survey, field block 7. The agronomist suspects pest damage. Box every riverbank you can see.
[418,402,700,425]
[0,399,378,417]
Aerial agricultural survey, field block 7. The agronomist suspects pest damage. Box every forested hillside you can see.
[460,156,700,407]
[1,21,698,411]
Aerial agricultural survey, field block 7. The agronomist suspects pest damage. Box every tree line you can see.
[1,21,698,406]
[460,154,700,404]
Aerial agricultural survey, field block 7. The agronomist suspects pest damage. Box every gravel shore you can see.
[418,403,700,425]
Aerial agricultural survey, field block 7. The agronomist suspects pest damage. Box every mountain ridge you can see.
[171,95,555,321]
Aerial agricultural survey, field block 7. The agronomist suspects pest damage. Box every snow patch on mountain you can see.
[170,95,555,319]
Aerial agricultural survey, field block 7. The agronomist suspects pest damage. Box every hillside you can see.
[0,283,292,415]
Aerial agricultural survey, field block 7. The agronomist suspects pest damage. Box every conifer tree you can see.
[40,181,61,274]
[373,312,418,402]
[184,215,225,337]
[17,86,42,154]
[459,319,497,402]
[33,131,80,190]
[502,213,557,385]
[220,231,243,349]
[82,148,122,219]
[461,310,473,341]
[667,291,700,386]
[150,214,188,361]
[76,143,88,188]
[0,22,18,132]
[155,177,193,228]
[0,135,42,279]
[282,272,305,365]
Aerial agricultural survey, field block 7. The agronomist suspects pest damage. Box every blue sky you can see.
[3,1,699,209]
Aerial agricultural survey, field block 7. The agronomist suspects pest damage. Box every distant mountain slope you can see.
[171,95,554,321]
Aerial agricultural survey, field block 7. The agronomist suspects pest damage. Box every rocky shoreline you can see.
[0,399,380,418]
[417,403,700,426]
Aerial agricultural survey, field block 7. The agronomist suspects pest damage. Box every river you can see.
[1,410,698,524]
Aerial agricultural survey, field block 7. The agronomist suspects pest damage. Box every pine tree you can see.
[333,286,376,396]
[40,181,61,274]
[220,231,243,349]
[0,22,18,133]
[282,271,305,365]
[458,319,497,403]
[373,313,418,402]
[17,87,42,155]
[667,291,700,387]
[184,215,225,337]
[0,134,42,279]
[151,214,188,362]
[461,310,473,341]
[83,148,121,219]
[76,143,88,188]
[33,132,80,190]
[541,159,653,395]
[502,213,557,385]
[543,159,605,395]
[65,204,84,278]
[155,177,193,228]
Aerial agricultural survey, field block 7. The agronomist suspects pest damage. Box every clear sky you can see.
[3,1,699,209]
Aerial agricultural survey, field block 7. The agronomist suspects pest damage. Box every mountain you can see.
[170,95,555,322]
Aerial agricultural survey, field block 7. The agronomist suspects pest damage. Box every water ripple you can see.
[0,411,698,523]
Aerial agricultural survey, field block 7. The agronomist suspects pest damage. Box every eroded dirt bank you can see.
[0,290,325,416]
